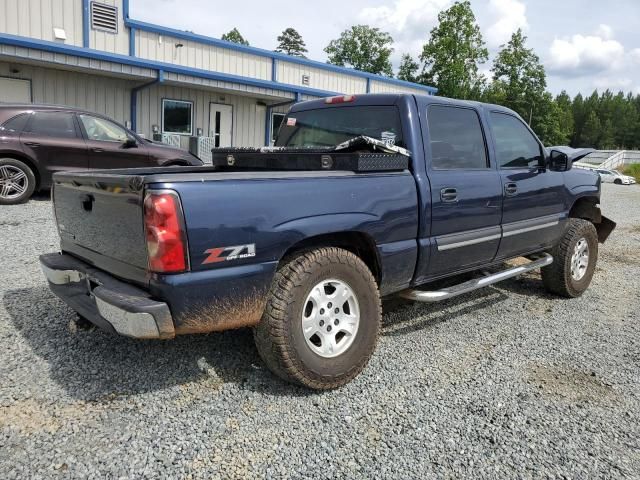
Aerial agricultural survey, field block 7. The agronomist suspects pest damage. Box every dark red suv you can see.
[0,104,203,204]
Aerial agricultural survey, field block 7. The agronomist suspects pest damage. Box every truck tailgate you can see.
[53,173,148,285]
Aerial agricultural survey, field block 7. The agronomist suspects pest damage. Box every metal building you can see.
[0,0,436,155]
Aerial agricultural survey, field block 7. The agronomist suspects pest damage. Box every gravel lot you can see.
[1,183,639,479]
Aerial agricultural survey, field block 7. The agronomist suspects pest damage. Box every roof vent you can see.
[90,2,118,34]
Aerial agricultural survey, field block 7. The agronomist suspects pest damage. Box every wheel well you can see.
[280,232,381,285]
[0,153,40,189]
[569,196,601,223]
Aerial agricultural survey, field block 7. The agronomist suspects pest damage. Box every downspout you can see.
[130,69,164,133]
[264,97,299,146]
[82,0,90,48]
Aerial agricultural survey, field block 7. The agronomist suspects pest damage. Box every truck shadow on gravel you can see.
[3,286,314,400]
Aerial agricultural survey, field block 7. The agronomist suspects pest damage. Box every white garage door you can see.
[0,77,31,103]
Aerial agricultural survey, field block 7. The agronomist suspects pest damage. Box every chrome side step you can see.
[399,253,553,303]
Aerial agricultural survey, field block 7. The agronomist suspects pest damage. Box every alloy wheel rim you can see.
[570,237,589,281]
[0,165,28,199]
[301,279,360,358]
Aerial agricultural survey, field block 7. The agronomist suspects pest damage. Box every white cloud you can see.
[631,48,640,63]
[486,0,528,48]
[593,77,632,89]
[358,0,452,66]
[595,24,614,40]
[547,27,625,77]
[359,0,451,37]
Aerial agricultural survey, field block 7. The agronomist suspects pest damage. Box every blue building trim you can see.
[130,69,164,132]
[123,17,437,95]
[82,0,90,48]
[129,26,136,56]
[0,33,339,99]
[271,58,277,82]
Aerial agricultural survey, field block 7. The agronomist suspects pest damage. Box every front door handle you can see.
[440,187,458,203]
[24,141,41,147]
[90,147,105,153]
[504,182,518,196]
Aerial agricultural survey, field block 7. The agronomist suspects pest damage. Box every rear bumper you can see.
[40,253,175,339]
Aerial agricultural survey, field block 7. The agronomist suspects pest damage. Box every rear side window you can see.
[427,105,488,169]
[1,113,30,133]
[490,112,543,168]
[26,111,78,138]
[275,106,404,148]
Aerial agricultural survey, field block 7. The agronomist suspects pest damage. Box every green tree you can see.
[419,0,488,99]
[324,25,394,76]
[275,28,308,57]
[581,110,601,147]
[221,28,249,46]
[491,29,546,124]
[397,53,420,82]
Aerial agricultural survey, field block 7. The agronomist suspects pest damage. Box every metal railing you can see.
[582,150,640,169]
[188,136,217,165]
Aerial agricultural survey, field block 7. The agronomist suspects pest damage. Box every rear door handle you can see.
[440,187,458,203]
[24,141,41,147]
[504,183,518,196]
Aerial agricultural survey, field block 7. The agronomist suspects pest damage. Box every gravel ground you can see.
[0,184,639,479]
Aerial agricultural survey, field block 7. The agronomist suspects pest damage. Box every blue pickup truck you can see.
[40,94,615,389]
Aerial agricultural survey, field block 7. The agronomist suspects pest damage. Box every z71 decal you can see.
[202,244,256,264]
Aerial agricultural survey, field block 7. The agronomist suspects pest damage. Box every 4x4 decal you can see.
[202,244,256,264]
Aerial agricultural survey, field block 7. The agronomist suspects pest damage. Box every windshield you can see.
[275,106,404,148]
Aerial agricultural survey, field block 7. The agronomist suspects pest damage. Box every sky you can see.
[131,0,640,97]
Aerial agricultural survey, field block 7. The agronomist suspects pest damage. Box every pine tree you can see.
[221,28,249,46]
[275,28,308,57]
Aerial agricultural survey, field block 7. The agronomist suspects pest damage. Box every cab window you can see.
[427,105,488,169]
[275,106,404,148]
[490,112,543,168]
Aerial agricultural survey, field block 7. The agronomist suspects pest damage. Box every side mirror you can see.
[123,138,137,148]
[548,149,571,172]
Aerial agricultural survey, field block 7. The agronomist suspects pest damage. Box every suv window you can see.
[427,105,488,169]
[490,112,543,168]
[275,106,404,148]
[79,114,129,143]
[26,111,78,138]
[1,113,30,133]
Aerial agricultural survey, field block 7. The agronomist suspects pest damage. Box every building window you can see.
[162,99,193,135]
[271,112,286,143]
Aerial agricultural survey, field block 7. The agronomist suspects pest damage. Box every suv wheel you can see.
[0,158,36,205]
[254,247,381,389]
[541,218,598,297]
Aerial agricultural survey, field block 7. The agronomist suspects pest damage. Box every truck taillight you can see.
[143,190,188,273]
[325,95,356,104]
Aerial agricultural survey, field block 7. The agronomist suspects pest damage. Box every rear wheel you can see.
[254,247,381,389]
[0,158,36,205]
[541,218,598,297]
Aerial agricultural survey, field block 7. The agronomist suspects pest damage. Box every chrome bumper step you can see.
[399,253,553,303]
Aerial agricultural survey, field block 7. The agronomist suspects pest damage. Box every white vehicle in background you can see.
[596,169,636,185]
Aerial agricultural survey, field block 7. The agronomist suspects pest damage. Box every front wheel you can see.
[541,218,598,297]
[253,247,381,389]
[0,158,36,205]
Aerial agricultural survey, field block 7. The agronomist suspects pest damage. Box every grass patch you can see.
[622,163,640,183]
